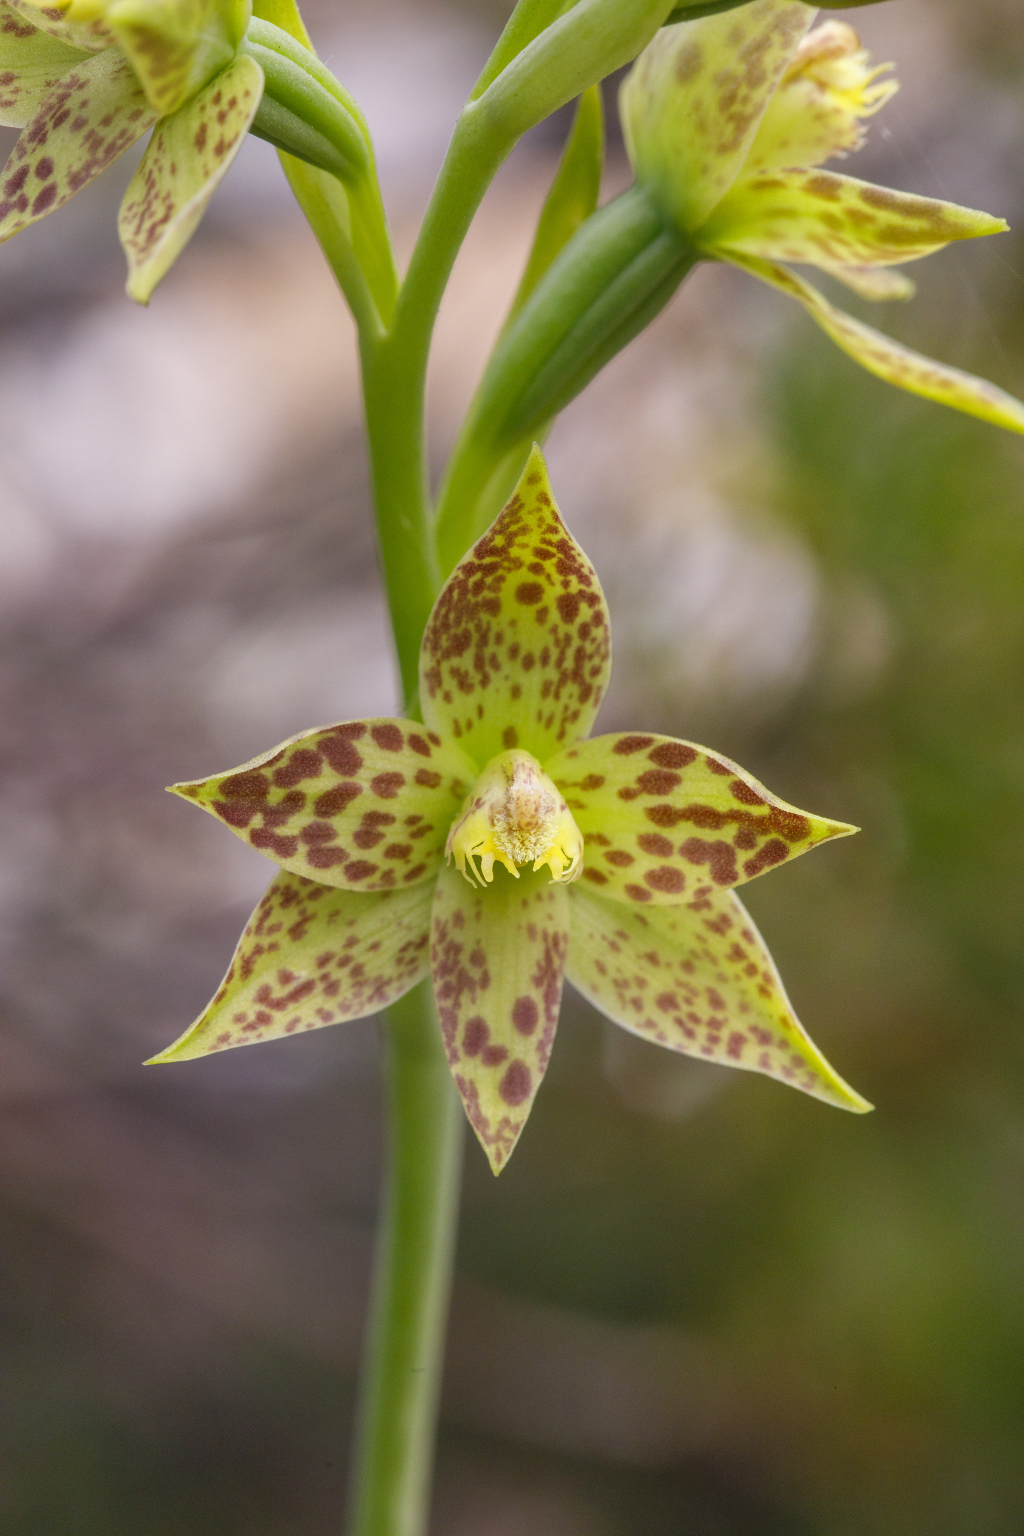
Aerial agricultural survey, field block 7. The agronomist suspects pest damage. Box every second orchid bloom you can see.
[152,450,871,1172]
[621,0,1024,434]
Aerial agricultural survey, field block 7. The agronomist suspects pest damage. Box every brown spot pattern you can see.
[548,732,852,905]
[566,885,867,1112]
[431,862,569,1173]
[172,717,476,893]
[0,50,155,244]
[148,873,433,1061]
[420,451,611,768]
[0,13,86,124]
[704,166,1005,271]
[120,53,262,301]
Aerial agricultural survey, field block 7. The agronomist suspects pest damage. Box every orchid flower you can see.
[0,0,261,300]
[151,449,870,1172]
[621,1,1024,435]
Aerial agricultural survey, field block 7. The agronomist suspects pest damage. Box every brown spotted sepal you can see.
[148,872,432,1062]
[419,443,612,770]
[119,50,263,304]
[546,733,855,907]
[431,862,569,1174]
[567,885,871,1113]
[0,1,89,128]
[170,718,477,894]
[0,48,156,245]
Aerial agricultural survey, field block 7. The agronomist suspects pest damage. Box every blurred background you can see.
[0,2,1023,1531]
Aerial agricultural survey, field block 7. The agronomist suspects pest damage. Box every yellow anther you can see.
[445,749,584,890]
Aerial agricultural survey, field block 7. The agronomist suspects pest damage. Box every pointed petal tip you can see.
[824,1078,873,1114]
[826,819,859,840]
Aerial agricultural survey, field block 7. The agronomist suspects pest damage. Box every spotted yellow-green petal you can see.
[6,0,112,51]
[0,2,88,127]
[171,719,478,893]
[619,0,813,234]
[732,252,1024,435]
[147,872,432,1063]
[0,48,154,242]
[106,0,250,116]
[419,445,611,769]
[567,884,872,1113]
[818,261,915,302]
[699,168,1008,270]
[743,19,896,176]
[546,732,855,908]
[119,52,262,303]
[431,861,569,1173]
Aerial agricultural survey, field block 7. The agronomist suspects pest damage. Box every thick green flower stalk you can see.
[150,449,870,1172]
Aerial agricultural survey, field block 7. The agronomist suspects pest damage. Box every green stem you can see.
[347,982,464,1536]
[282,155,384,340]
[360,114,508,704]
[259,5,468,1535]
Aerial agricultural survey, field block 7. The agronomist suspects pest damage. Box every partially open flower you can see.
[151,447,871,1173]
[621,0,1024,434]
[0,0,260,300]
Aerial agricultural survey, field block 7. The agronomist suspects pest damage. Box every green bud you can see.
[435,184,696,569]
[242,20,370,183]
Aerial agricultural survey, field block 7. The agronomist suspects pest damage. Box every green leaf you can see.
[731,252,1024,436]
[147,872,432,1062]
[171,718,477,893]
[0,48,155,245]
[120,52,263,303]
[546,732,855,906]
[567,884,872,1112]
[420,446,612,769]
[0,2,88,127]
[699,168,1008,269]
[432,861,570,1173]
[105,0,251,115]
[506,83,603,325]
[620,0,812,233]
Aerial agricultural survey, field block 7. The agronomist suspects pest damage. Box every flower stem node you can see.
[447,750,584,888]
